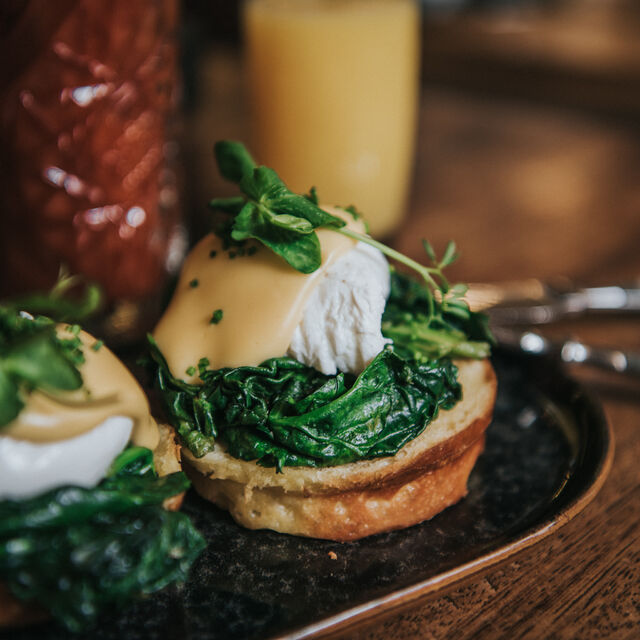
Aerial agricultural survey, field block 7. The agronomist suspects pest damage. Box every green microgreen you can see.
[0,306,85,428]
[210,309,224,325]
[208,141,491,358]
[0,266,102,323]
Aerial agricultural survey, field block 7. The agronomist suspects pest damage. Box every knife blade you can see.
[466,280,640,325]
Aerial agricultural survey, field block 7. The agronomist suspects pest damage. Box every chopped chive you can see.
[210,309,223,325]
[209,250,217,258]
[197,357,210,376]
[185,366,196,376]
[65,324,81,336]
[189,279,199,288]
[247,246,257,256]
[91,340,104,352]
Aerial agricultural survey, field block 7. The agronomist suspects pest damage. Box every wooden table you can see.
[189,48,640,639]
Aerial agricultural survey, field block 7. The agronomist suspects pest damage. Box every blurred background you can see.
[1,0,639,342]
[181,0,640,286]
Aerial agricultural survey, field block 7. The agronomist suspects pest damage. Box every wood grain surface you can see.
[189,47,640,640]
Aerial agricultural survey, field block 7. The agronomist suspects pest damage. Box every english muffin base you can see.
[187,436,485,541]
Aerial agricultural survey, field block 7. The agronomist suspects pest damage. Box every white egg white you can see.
[0,416,132,500]
[287,241,391,375]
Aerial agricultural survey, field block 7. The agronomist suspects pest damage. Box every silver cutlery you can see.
[465,279,640,377]
[467,279,640,324]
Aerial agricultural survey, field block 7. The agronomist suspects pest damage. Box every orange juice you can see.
[244,0,420,237]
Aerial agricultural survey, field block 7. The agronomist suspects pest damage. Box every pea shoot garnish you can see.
[209,141,492,360]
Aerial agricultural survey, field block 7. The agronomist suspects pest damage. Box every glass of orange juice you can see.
[243,0,420,237]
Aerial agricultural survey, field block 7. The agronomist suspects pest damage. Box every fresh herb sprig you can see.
[2,266,102,323]
[210,141,345,273]
[0,307,84,427]
[382,271,492,361]
[0,270,105,428]
[209,141,491,359]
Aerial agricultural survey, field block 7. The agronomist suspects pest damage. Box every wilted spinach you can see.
[148,337,461,469]
[0,446,205,632]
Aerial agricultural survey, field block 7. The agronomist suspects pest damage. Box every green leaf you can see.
[0,508,204,632]
[152,346,461,469]
[3,268,102,324]
[0,472,191,537]
[269,213,314,233]
[107,446,156,478]
[440,240,459,267]
[267,191,345,229]
[214,140,257,182]
[449,283,469,298]
[0,494,204,632]
[0,307,86,428]
[422,239,436,263]
[229,201,260,241]
[231,202,323,273]
[211,142,347,275]
[208,196,246,215]
[2,332,83,391]
[382,271,493,360]
[305,186,319,204]
[241,166,285,201]
[0,439,204,632]
[0,369,22,426]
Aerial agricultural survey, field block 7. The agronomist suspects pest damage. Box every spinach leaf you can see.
[0,446,205,632]
[148,337,461,470]
[0,472,190,536]
[0,507,203,633]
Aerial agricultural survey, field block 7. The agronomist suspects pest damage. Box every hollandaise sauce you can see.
[153,207,365,381]
[3,329,159,448]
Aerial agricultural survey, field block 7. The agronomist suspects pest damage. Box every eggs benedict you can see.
[0,305,204,630]
[148,141,496,541]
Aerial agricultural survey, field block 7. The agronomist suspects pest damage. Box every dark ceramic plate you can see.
[5,351,612,640]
